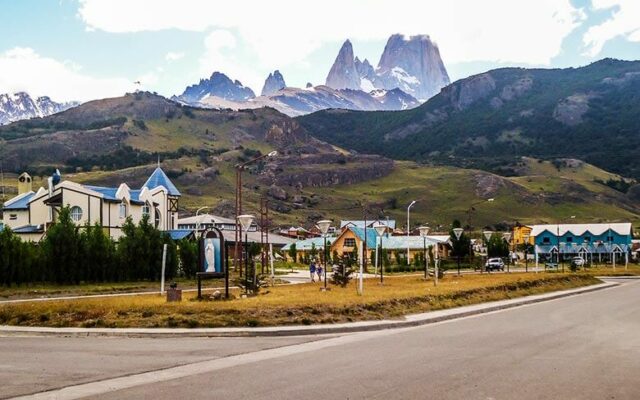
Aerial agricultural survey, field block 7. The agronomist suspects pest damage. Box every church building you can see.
[1,168,181,241]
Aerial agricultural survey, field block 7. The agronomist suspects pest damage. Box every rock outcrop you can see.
[261,70,286,96]
[376,34,450,101]
[325,40,361,90]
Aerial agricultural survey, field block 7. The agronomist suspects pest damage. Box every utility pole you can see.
[260,197,269,274]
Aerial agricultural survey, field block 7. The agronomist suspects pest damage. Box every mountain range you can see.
[0,92,77,125]
[172,34,448,116]
[299,58,640,180]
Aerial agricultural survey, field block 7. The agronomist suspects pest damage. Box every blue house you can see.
[532,223,632,265]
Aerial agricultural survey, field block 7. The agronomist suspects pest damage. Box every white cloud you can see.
[78,0,583,67]
[198,30,264,93]
[165,52,184,61]
[0,47,134,102]
[583,0,640,56]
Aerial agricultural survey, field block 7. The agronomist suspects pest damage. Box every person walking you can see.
[316,262,323,282]
[309,260,316,282]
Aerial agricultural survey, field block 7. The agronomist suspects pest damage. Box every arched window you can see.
[119,202,127,219]
[154,207,161,228]
[70,206,83,222]
[142,202,151,216]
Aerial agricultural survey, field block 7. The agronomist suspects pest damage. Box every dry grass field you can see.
[0,273,600,329]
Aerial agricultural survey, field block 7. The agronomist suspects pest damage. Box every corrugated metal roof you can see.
[530,223,632,237]
[84,186,145,205]
[167,229,194,240]
[143,167,181,196]
[2,191,35,210]
[340,220,397,229]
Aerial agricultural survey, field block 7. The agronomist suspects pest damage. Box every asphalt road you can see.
[4,278,640,400]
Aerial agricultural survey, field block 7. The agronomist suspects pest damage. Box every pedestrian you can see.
[316,263,323,282]
[309,260,316,282]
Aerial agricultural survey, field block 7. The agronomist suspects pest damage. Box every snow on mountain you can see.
[174,72,255,104]
[0,92,78,125]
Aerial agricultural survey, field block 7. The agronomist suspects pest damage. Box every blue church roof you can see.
[143,167,181,196]
[2,191,35,210]
[84,186,145,205]
[167,229,194,240]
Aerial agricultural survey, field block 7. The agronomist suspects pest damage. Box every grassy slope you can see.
[3,157,639,229]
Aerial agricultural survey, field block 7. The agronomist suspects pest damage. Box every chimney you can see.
[18,172,32,194]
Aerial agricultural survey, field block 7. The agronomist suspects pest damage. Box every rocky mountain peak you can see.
[0,92,77,125]
[376,34,450,101]
[178,71,256,103]
[261,70,287,96]
[325,39,361,90]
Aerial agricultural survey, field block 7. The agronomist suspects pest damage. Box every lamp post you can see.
[238,214,255,295]
[453,227,463,276]
[502,232,512,273]
[407,200,416,266]
[374,223,387,285]
[195,206,210,233]
[483,230,493,273]
[523,234,530,272]
[419,226,430,280]
[235,151,277,275]
[317,219,332,292]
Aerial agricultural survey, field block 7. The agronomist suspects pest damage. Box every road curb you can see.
[0,281,620,338]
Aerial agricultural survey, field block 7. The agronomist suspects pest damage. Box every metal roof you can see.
[83,186,145,205]
[143,167,181,196]
[12,224,44,234]
[2,191,35,210]
[530,223,632,237]
[167,229,194,241]
[340,220,397,229]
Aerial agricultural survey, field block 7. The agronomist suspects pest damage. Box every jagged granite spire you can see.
[261,70,287,96]
[325,40,361,90]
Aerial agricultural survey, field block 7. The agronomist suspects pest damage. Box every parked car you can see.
[485,258,505,271]
[571,257,585,268]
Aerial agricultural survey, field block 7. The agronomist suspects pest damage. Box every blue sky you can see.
[0,0,638,102]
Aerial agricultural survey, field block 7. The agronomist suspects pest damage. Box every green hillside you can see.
[298,59,640,180]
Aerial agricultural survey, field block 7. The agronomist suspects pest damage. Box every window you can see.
[154,207,161,228]
[566,237,573,243]
[344,238,356,247]
[9,214,17,221]
[70,206,83,222]
[119,203,127,219]
[584,237,591,242]
[606,236,614,242]
[142,202,151,216]
[542,237,550,244]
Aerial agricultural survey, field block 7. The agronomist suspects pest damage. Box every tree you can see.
[81,223,116,282]
[288,243,297,263]
[42,206,83,284]
[309,242,318,261]
[487,234,509,258]
[178,239,199,278]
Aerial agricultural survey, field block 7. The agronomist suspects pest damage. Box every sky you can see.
[0,0,639,102]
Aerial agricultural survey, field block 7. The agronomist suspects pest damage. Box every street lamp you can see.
[419,226,430,280]
[195,206,210,233]
[523,234,530,272]
[374,223,387,285]
[453,227,464,276]
[502,232,512,273]
[407,200,417,266]
[317,219,332,292]
[235,151,278,274]
[238,214,255,295]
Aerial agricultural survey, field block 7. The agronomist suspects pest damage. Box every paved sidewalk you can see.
[0,280,618,338]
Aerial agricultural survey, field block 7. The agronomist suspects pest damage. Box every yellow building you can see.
[512,225,533,246]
